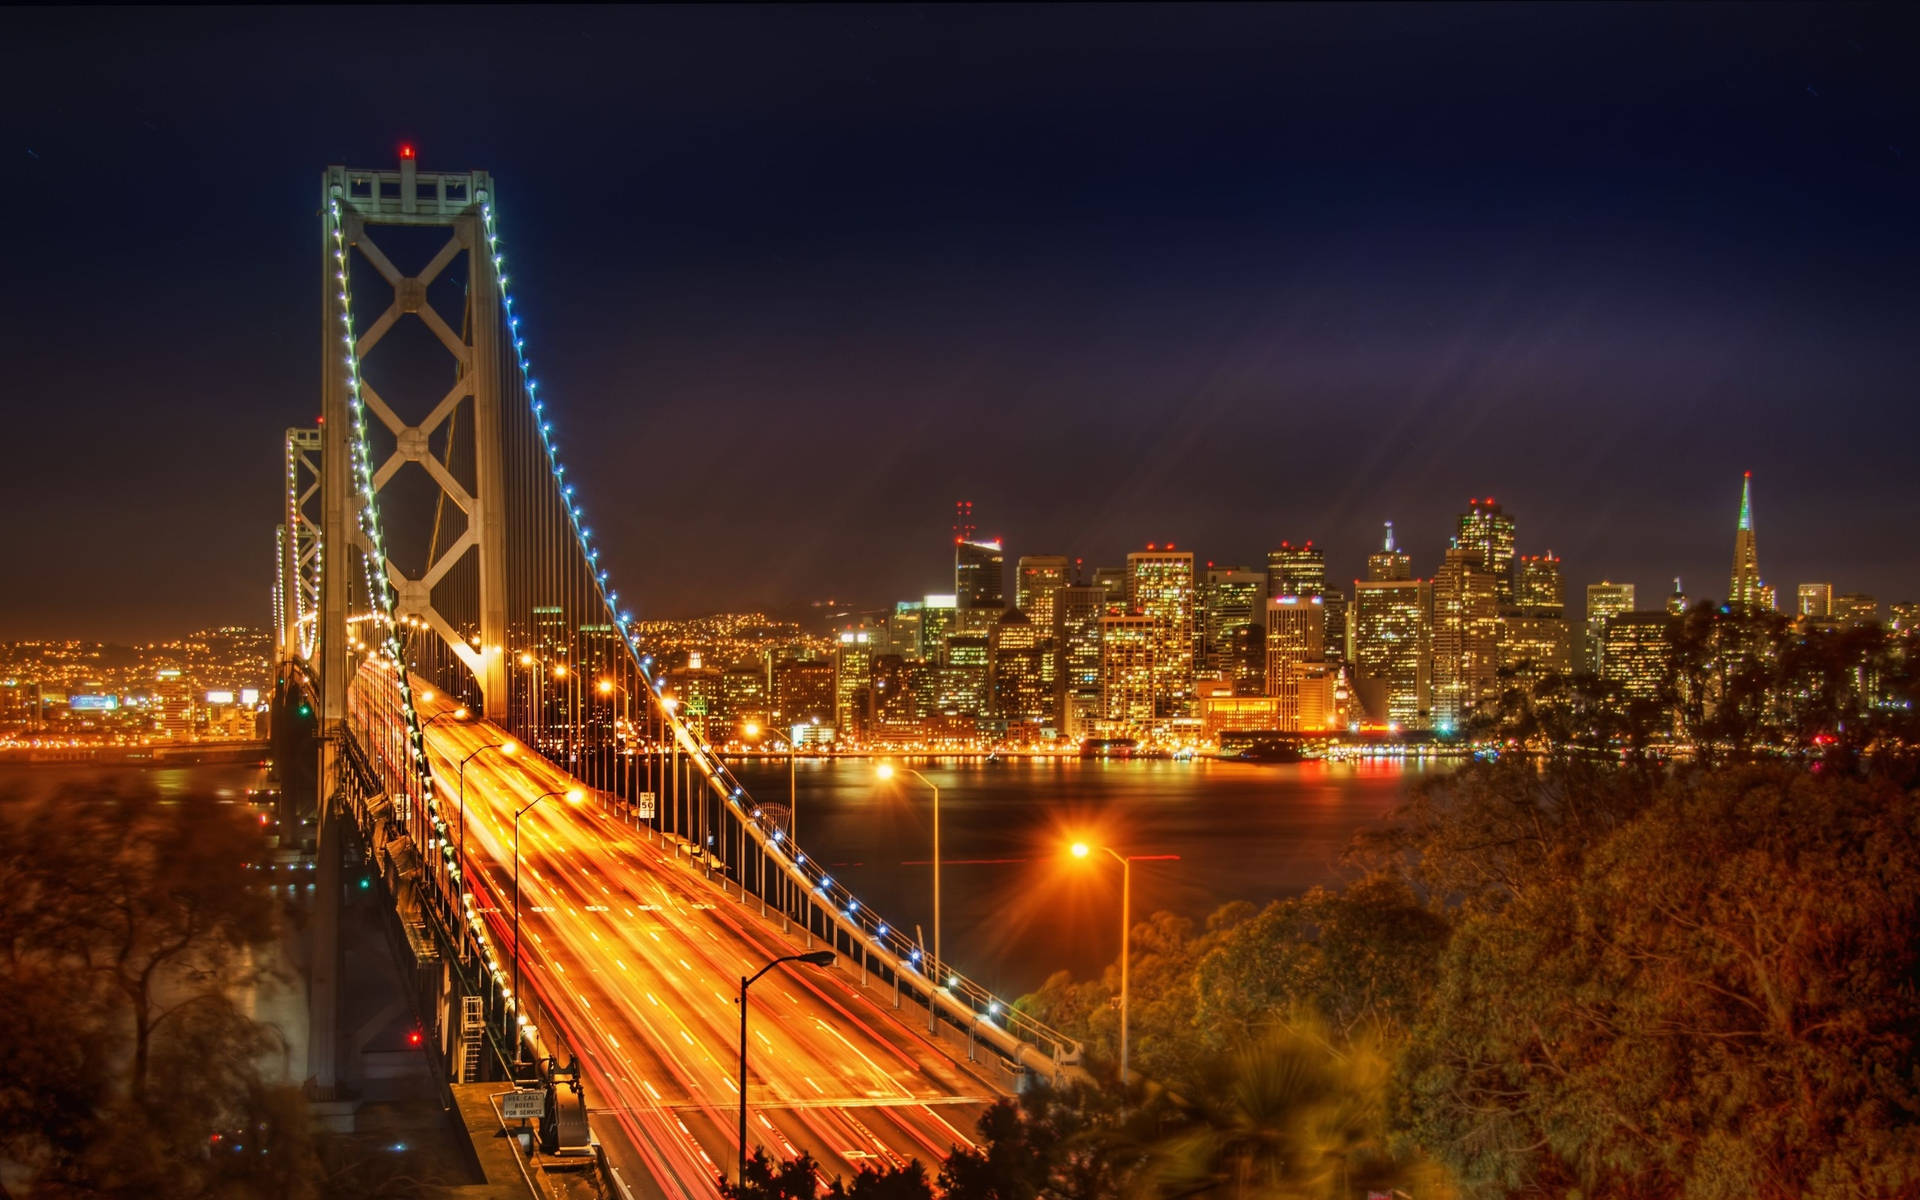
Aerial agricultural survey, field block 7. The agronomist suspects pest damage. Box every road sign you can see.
[502,1089,546,1120]
[635,791,656,819]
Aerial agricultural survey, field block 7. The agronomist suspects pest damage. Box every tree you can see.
[0,780,312,1199]
[722,1149,826,1200]
[1400,765,1920,1198]
[1133,1025,1446,1200]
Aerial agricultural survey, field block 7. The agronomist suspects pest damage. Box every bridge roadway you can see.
[363,687,995,1197]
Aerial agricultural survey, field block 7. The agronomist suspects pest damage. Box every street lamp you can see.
[877,762,943,1032]
[741,721,798,843]
[511,786,583,1060]
[422,706,469,733]
[737,950,834,1178]
[458,740,516,898]
[1069,840,1180,1092]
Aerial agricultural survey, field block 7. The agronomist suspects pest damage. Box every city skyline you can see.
[7,6,1920,639]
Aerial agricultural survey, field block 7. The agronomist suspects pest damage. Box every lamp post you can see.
[596,677,631,800]
[737,950,833,1179]
[877,763,941,1032]
[741,721,798,842]
[1070,841,1180,1092]
[511,786,583,1061]
[458,740,516,901]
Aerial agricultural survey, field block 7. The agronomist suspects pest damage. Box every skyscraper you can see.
[1500,553,1572,690]
[1797,583,1833,619]
[834,630,874,735]
[1601,612,1673,703]
[1201,567,1266,675]
[955,538,1006,610]
[1456,498,1517,603]
[1016,555,1071,628]
[1667,578,1691,616]
[1365,523,1412,582]
[1267,542,1325,599]
[1099,613,1157,732]
[1432,546,1500,730]
[1265,595,1326,732]
[1351,578,1432,728]
[1054,584,1107,735]
[1728,472,1764,612]
[989,609,1049,723]
[1584,582,1636,676]
[1126,546,1196,720]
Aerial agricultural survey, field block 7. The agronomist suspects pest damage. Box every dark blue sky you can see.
[4,5,1918,638]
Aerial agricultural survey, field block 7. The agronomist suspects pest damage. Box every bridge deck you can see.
[378,691,998,1197]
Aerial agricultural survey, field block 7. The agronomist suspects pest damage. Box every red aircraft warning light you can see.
[400,144,415,160]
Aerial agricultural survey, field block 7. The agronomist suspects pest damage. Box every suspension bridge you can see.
[268,153,1079,1196]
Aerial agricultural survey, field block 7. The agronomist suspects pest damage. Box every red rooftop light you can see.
[400,144,415,159]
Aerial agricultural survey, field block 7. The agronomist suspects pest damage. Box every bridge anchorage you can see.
[272,152,1081,1189]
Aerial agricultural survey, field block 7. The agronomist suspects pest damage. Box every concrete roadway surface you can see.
[358,684,998,1199]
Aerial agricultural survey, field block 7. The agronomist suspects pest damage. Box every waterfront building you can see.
[1457,498,1518,603]
[1098,613,1157,732]
[1584,581,1636,676]
[152,668,195,741]
[1351,578,1432,728]
[1433,546,1500,731]
[1202,567,1266,675]
[941,634,990,714]
[1200,693,1283,741]
[871,654,915,724]
[1728,472,1765,612]
[955,538,1006,611]
[1365,522,1412,582]
[1267,542,1324,599]
[1265,595,1326,732]
[1126,547,1196,719]
[1798,583,1833,619]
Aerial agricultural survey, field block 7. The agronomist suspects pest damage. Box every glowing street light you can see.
[511,786,583,1059]
[737,950,833,1178]
[1068,839,1180,1094]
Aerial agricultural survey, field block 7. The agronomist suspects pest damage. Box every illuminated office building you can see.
[1322,591,1349,663]
[933,635,990,715]
[833,631,873,733]
[1126,546,1196,719]
[771,658,835,727]
[1093,566,1128,609]
[1202,567,1266,676]
[1267,542,1325,599]
[1265,595,1326,732]
[1667,578,1691,616]
[955,538,1006,611]
[1351,578,1431,728]
[1366,522,1412,582]
[989,609,1049,723]
[1833,593,1879,626]
[920,595,958,663]
[152,668,195,741]
[1602,612,1673,702]
[1501,553,1571,690]
[1888,602,1920,636]
[1432,546,1500,730]
[1456,498,1517,603]
[1797,583,1833,619]
[1584,582,1636,676]
[888,600,925,660]
[1054,584,1107,733]
[1099,613,1157,732]
[1016,556,1071,626]
[1728,472,1765,612]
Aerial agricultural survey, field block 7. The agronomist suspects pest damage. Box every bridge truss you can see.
[284,152,1080,1107]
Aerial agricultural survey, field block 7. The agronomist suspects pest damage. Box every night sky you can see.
[5,5,1919,641]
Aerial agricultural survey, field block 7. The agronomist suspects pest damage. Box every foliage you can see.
[0,779,318,1198]
[1399,764,1920,1198]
